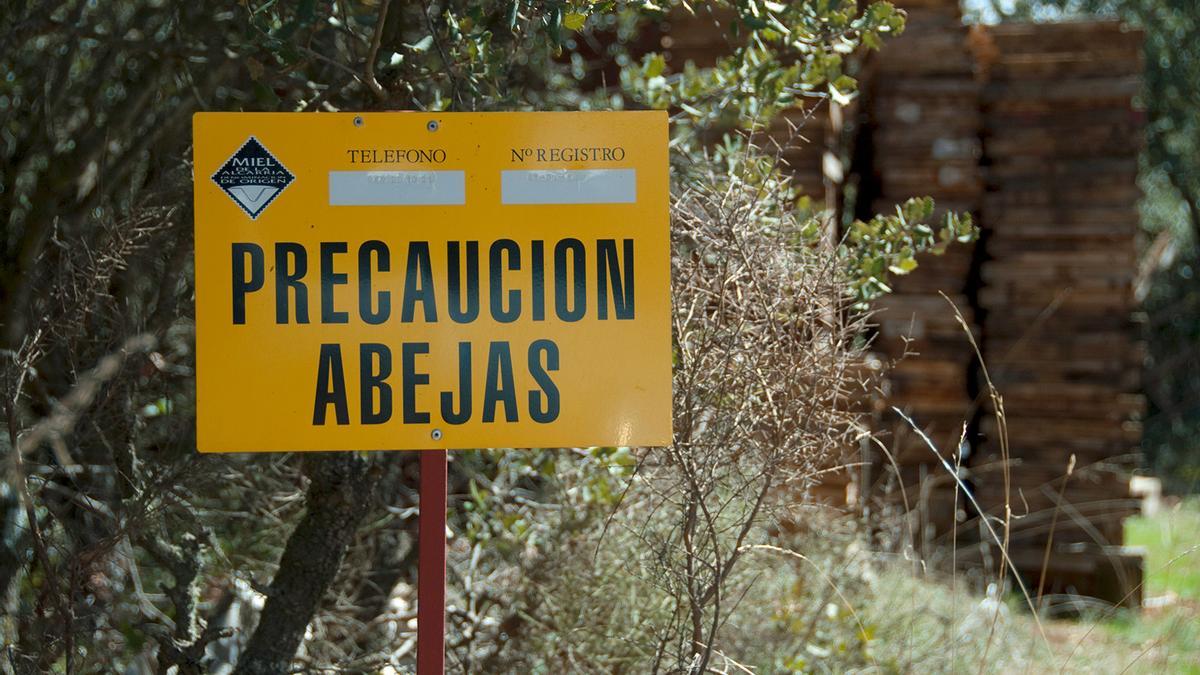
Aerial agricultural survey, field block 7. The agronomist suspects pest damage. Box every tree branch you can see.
[233,453,382,675]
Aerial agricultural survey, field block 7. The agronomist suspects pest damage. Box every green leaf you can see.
[645,53,666,78]
[828,82,852,106]
[563,12,588,31]
[888,257,918,275]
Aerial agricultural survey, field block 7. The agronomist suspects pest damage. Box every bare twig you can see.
[364,0,391,101]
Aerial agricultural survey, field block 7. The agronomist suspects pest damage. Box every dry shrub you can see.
[478,147,874,673]
[649,153,869,670]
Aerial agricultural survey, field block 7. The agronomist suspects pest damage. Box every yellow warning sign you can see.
[193,112,672,452]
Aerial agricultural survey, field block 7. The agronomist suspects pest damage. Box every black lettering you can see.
[402,342,430,424]
[360,343,392,424]
[528,340,560,423]
[596,238,635,320]
[321,242,349,324]
[232,243,264,324]
[401,242,438,322]
[448,241,479,323]
[482,341,517,423]
[359,240,391,324]
[490,239,521,323]
[554,238,586,322]
[275,242,309,324]
[313,344,349,425]
[441,342,473,425]
[531,240,546,321]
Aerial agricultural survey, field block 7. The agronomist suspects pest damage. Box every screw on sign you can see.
[193,112,670,672]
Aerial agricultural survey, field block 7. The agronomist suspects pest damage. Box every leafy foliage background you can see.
[0,1,1068,672]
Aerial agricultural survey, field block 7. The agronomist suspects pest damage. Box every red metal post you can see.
[417,449,447,674]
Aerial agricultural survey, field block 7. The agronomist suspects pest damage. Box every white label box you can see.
[501,169,636,205]
[329,170,466,206]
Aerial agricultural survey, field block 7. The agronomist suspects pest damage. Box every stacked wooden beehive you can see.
[973,20,1145,605]
[865,0,982,535]
[656,6,1148,605]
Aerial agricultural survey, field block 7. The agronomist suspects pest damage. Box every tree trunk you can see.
[351,454,420,625]
[233,454,381,675]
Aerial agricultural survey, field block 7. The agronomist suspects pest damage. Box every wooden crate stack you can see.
[972,20,1145,606]
[864,0,982,539]
[658,6,1149,605]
